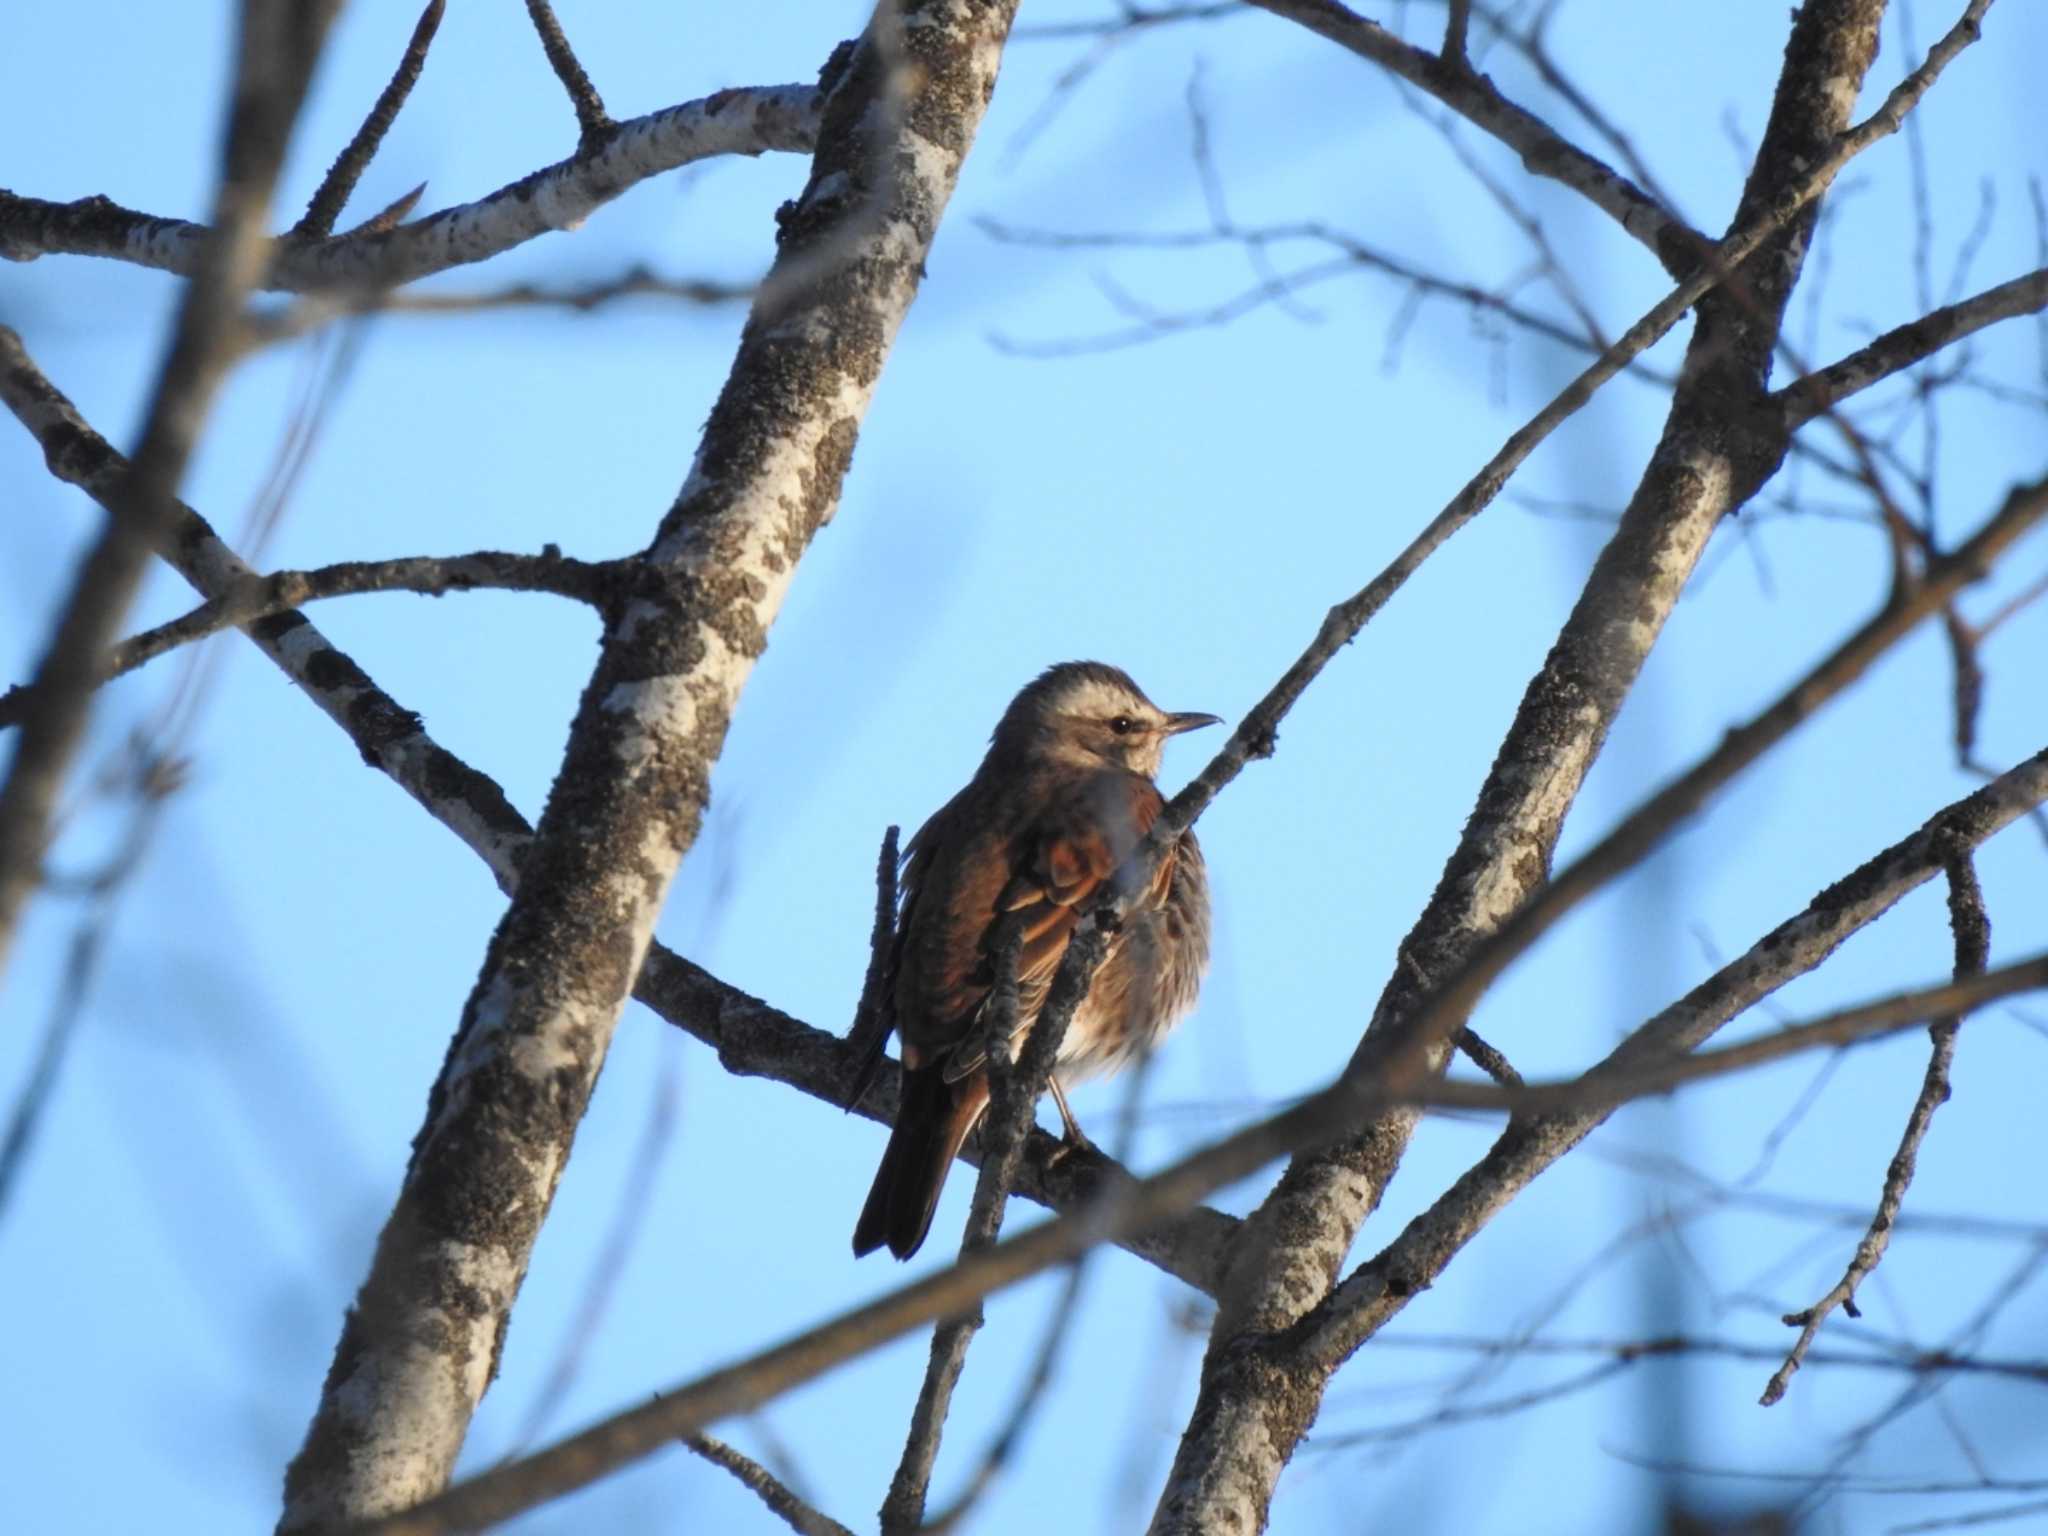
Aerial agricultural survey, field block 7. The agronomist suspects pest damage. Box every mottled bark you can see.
[0,83,820,291]
[1150,4,1895,1530]
[278,4,1021,1526]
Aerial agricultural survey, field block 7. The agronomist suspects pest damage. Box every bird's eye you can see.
[1109,715,1135,735]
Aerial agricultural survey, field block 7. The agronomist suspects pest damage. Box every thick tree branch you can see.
[280,9,1025,1524]
[0,6,340,980]
[0,83,821,293]
[1148,7,1987,1529]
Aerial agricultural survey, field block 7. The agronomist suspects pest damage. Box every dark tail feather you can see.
[852,1067,990,1260]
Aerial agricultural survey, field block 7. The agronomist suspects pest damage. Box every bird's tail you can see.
[852,1067,990,1260]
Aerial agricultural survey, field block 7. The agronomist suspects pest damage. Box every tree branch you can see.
[684,1435,854,1536]
[1777,266,2048,425]
[245,265,755,348]
[1759,847,1992,1405]
[1148,7,1992,1528]
[880,920,1028,1536]
[525,0,615,146]
[281,9,1026,1523]
[1241,0,1702,273]
[289,0,445,240]
[0,5,341,979]
[0,551,616,727]
[0,83,821,292]
[1393,953,2044,1114]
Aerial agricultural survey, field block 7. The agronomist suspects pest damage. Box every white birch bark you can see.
[277,4,1022,1525]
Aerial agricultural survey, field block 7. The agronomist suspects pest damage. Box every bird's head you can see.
[994,661,1221,779]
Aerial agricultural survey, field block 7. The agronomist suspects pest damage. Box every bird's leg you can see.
[1045,1077,1099,1162]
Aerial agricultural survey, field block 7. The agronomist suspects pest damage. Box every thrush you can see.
[850,661,1217,1261]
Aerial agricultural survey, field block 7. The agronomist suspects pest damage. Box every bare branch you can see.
[289,0,446,240]
[524,0,615,146]
[1454,1026,1521,1088]
[1441,0,1470,63]
[1240,0,1701,270]
[1760,849,1993,1405]
[0,82,821,292]
[0,5,341,977]
[246,265,754,348]
[281,10,1027,1521]
[881,921,1029,1536]
[1366,1327,2048,1385]
[981,217,1667,372]
[684,1436,854,1536]
[1154,8,2005,1517]
[841,824,902,1108]
[915,1256,1091,1533]
[1409,952,2044,1115]
[0,551,615,727]
[0,333,535,887]
[1778,267,2048,425]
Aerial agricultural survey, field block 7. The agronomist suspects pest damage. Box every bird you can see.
[850,661,1217,1261]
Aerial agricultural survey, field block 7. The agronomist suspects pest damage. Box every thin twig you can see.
[1441,0,1471,62]
[246,265,754,348]
[0,551,617,728]
[843,825,902,1111]
[684,1435,855,1536]
[918,1056,1159,1533]
[914,1258,1089,1533]
[290,0,445,240]
[525,0,615,146]
[1454,1026,1521,1087]
[1776,267,2048,425]
[1239,0,1699,268]
[0,748,179,1221]
[1760,847,1992,1405]
[880,919,1031,1535]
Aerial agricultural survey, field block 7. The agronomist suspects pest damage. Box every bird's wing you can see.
[938,773,1165,1083]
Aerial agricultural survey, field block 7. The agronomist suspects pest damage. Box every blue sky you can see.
[4,3,2047,1533]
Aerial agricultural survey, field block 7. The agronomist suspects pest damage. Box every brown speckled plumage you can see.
[852,662,1215,1261]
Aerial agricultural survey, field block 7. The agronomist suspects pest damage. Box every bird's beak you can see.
[1163,711,1223,736]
